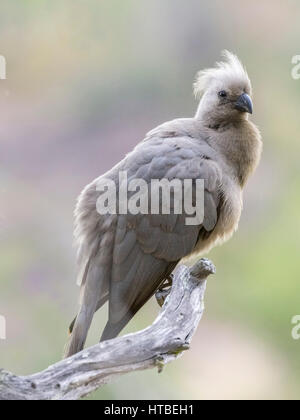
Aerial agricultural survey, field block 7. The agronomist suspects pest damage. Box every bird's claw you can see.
[155,275,173,307]
[160,274,173,290]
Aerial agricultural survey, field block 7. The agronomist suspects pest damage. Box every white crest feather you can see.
[194,50,251,98]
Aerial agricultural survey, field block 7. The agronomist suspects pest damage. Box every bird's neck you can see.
[206,120,262,188]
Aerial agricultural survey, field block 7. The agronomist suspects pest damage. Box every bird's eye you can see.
[218,90,227,98]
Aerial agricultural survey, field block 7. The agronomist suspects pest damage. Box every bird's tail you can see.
[64,263,108,358]
[67,293,108,336]
[64,305,95,358]
[100,315,132,342]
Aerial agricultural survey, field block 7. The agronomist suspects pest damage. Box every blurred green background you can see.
[0,0,300,400]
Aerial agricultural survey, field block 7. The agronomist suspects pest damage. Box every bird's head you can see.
[194,51,253,127]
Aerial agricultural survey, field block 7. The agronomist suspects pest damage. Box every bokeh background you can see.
[0,0,300,400]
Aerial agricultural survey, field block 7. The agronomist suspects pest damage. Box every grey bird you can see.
[64,51,262,358]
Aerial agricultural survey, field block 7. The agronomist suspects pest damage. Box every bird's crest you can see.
[194,50,251,98]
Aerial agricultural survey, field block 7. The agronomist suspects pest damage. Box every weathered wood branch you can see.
[0,258,215,400]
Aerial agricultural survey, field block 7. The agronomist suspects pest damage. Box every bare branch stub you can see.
[0,258,215,400]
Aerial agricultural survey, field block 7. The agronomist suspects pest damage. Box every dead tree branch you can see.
[0,258,215,400]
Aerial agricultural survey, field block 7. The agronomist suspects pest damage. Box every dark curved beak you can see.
[235,93,253,114]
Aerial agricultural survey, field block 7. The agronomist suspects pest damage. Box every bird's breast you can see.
[194,180,243,256]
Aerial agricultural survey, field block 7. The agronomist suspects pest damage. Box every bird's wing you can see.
[108,133,223,326]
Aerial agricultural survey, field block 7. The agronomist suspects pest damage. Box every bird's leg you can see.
[155,274,174,307]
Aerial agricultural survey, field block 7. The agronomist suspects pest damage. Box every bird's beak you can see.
[235,93,253,114]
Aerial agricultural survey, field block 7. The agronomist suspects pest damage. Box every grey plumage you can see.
[64,51,262,357]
